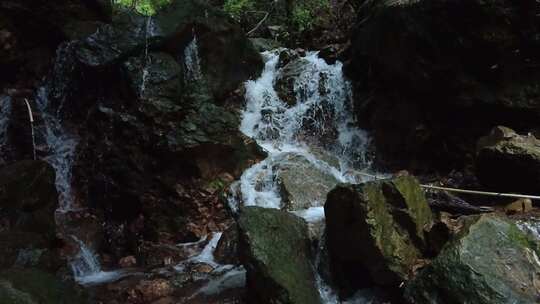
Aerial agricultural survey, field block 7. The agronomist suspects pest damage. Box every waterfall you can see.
[140,16,157,96]
[35,87,78,212]
[230,50,375,303]
[0,95,12,161]
[183,32,203,82]
[70,236,126,285]
[230,50,371,211]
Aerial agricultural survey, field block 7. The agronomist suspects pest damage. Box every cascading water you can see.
[0,95,12,161]
[183,32,203,82]
[229,50,375,303]
[70,236,127,285]
[34,44,130,285]
[230,50,372,211]
[35,86,78,212]
[140,16,158,96]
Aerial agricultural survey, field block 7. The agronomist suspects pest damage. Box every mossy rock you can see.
[0,268,90,304]
[0,160,57,235]
[237,206,321,304]
[405,214,540,304]
[325,176,433,291]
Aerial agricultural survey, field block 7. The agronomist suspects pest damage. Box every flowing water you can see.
[183,32,203,82]
[139,16,158,96]
[0,95,12,161]
[229,50,375,303]
[70,236,128,285]
[35,86,78,212]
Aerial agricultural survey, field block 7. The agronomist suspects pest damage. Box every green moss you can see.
[223,0,255,20]
[291,0,330,32]
[0,269,89,304]
[113,0,172,16]
[238,207,321,304]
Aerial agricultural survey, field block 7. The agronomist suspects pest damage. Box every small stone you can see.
[119,255,137,268]
[505,198,533,215]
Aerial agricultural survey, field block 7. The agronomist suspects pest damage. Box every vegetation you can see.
[113,0,172,16]
[223,0,255,21]
[291,0,330,32]
[223,0,331,33]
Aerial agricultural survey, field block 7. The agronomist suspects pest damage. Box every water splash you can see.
[183,32,203,82]
[70,236,127,285]
[230,50,372,212]
[229,50,377,303]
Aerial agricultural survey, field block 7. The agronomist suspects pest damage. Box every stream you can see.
[228,50,377,303]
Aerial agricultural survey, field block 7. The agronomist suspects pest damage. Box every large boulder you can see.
[0,268,90,304]
[476,126,540,193]
[237,206,321,304]
[405,214,540,304]
[325,176,433,293]
[347,0,540,172]
[276,153,340,211]
[0,161,61,271]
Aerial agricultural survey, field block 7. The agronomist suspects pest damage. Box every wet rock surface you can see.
[325,176,433,293]
[237,206,321,304]
[405,214,540,304]
[0,161,61,271]
[347,0,540,173]
[276,153,340,211]
[477,126,540,193]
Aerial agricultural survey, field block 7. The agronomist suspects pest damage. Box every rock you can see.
[325,176,433,292]
[237,206,321,304]
[505,198,534,215]
[0,0,107,88]
[133,279,174,303]
[0,161,61,270]
[214,225,239,265]
[119,255,137,268]
[276,153,340,211]
[158,0,263,100]
[123,51,183,102]
[249,38,282,52]
[405,214,540,304]
[477,126,540,193]
[0,268,90,304]
[274,57,309,106]
[347,0,540,172]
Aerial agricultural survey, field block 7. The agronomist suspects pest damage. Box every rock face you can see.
[30,0,267,261]
[0,161,60,271]
[347,0,540,172]
[276,153,340,211]
[237,206,321,304]
[405,214,540,304]
[477,126,540,193]
[325,176,433,293]
[0,0,107,90]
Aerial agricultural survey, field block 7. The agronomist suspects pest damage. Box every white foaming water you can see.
[231,50,371,212]
[70,237,127,285]
[140,16,158,96]
[230,50,376,303]
[35,87,78,212]
[183,33,203,82]
[175,232,223,272]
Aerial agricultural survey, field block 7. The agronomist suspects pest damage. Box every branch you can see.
[246,11,270,37]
